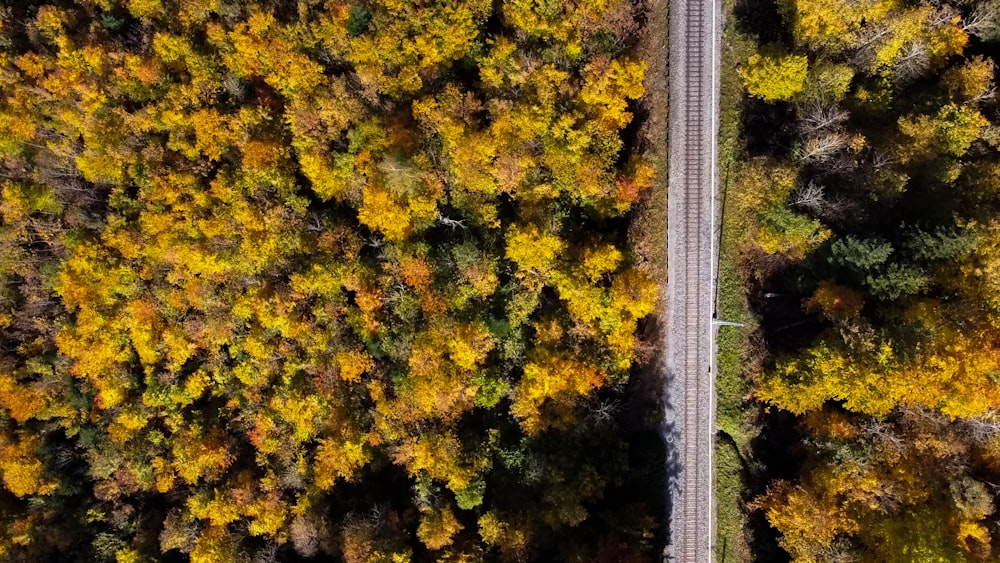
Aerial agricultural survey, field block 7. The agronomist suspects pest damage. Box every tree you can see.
[0,436,55,498]
[756,205,831,259]
[510,349,606,434]
[189,526,241,563]
[741,46,809,102]
[506,223,564,282]
[756,409,999,562]
[580,56,646,130]
[417,504,463,550]
[829,236,893,275]
[798,62,855,103]
[805,281,865,322]
[935,103,989,156]
[897,103,988,161]
[942,57,995,102]
[754,481,858,561]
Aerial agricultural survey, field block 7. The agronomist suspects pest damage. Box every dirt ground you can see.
[630,0,670,290]
[628,0,670,410]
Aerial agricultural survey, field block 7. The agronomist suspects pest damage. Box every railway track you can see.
[665,0,719,558]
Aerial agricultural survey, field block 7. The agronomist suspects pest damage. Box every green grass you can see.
[715,437,748,563]
[714,11,758,563]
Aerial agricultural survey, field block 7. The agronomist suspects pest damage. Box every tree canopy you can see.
[0,1,662,560]
[733,0,1000,557]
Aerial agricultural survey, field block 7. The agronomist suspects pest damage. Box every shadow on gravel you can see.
[659,365,682,560]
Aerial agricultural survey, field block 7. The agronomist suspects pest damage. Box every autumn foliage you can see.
[0,0,660,560]
[734,0,1000,557]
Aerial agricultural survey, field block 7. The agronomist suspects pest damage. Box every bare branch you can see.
[790,181,826,213]
[891,42,930,83]
[959,410,1000,443]
[928,5,961,26]
[798,102,850,136]
[436,213,467,231]
[860,419,906,455]
[870,148,895,170]
[973,86,997,104]
[964,0,1000,38]
[794,132,850,164]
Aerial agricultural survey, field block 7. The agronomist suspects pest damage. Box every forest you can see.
[0,0,666,561]
[728,0,1000,558]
